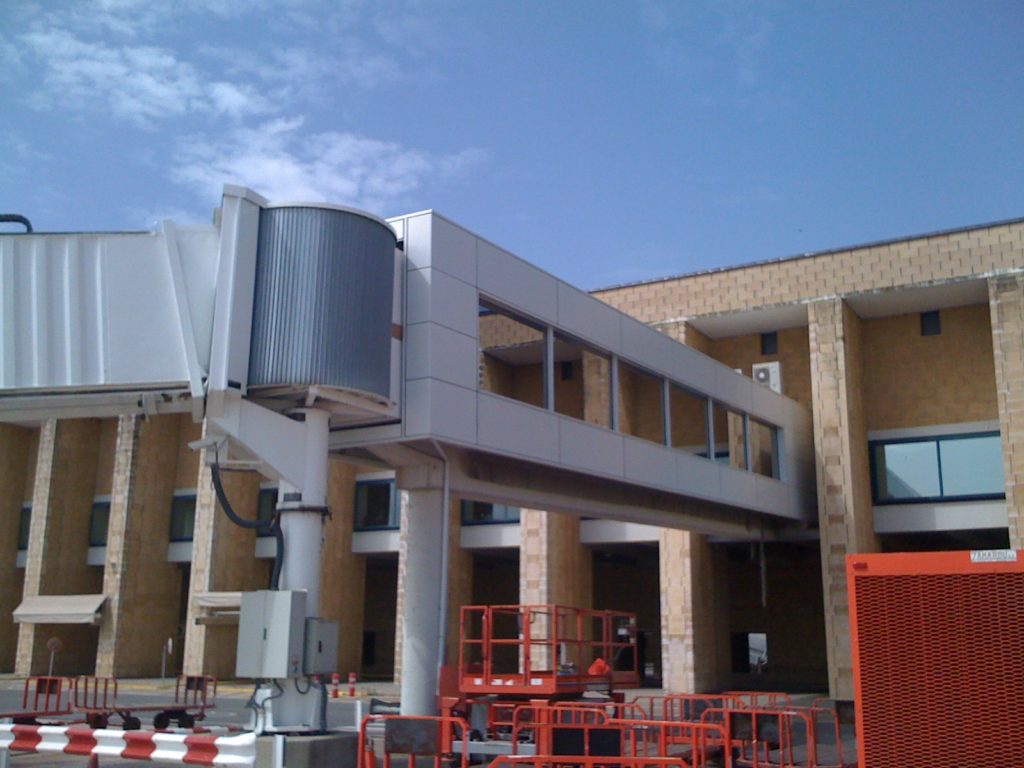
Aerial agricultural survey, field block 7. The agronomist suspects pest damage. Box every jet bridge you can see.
[0,185,815,721]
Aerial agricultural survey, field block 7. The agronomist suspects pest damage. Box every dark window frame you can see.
[18,503,31,551]
[921,310,941,336]
[256,487,278,537]
[88,500,111,547]
[354,479,400,531]
[869,431,1005,505]
[169,493,198,542]
[760,331,779,356]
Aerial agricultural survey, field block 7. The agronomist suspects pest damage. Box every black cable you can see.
[211,460,284,589]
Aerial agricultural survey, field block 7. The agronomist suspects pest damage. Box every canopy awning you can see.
[192,591,242,610]
[192,591,241,625]
[13,594,107,625]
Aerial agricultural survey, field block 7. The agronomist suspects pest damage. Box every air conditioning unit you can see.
[751,361,782,394]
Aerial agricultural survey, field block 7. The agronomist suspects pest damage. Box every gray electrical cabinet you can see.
[304,618,339,675]
[236,590,306,678]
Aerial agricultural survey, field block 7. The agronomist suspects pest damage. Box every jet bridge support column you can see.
[244,408,331,732]
[395,466,446,716]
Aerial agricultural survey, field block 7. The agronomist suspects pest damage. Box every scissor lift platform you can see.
[458,604,640,698]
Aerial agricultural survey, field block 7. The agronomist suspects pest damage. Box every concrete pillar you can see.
[183,439,266,678]
[394,480,472,688]
[16,419,104,675]
[0,424,34,672]
[321,459,367,677]
[95,415,182,676]
[395,468,446,715]
[808,298,877,700]
[445,499,473,670]
[658,529,728,692]
[989,274,1024,548]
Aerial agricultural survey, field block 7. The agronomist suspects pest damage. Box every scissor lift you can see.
[442,604,639,745]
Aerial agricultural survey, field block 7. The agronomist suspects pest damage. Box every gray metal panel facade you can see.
[248,207,396,397]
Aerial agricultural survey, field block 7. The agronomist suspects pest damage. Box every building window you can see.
[760,332,778,356]
[18,503,31,551]
[169,494,197,542]
[920,310,941,336]
[461,500,521,525]
[354,479,399,530]
[88,500,111,547]
[256,487,278,537]
[731,632,768,674]
[870,432,1004,504]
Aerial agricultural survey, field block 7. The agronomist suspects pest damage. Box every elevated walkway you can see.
[0,185,813,538]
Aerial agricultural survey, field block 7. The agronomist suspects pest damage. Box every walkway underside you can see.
[347,441,808,540]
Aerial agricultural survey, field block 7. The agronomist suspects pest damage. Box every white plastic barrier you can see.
[0,724,255,767]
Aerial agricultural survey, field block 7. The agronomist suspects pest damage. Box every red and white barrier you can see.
[0,724,255,767]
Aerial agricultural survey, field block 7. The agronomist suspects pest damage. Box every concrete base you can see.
[256,731,359,768]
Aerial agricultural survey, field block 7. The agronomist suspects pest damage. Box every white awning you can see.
[13,594,107,625]
[192,592,242,626]
[192,591,242,611]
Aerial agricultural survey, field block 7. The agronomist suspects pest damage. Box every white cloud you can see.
[18,29,273,127]
[171,118,485,213]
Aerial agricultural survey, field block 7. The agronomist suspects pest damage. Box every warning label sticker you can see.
[970,549,1018,563]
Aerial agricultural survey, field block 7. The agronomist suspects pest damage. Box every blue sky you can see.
[2,1,1022,289]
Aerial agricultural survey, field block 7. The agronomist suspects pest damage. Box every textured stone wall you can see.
[862,304,997,430]
[96,415,182,676]
[321,459,367,676]
[183,448,268,677]
[658,529,728,692]
[595,221,1024,322]
[989,274,1024,548]
[0,424,33,671]
[808,299,877,700]
[17,419,105,675]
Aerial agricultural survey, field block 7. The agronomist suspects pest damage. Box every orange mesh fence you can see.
[848,550,1024,768]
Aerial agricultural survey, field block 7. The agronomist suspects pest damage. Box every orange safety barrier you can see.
[508,702,731,767]
[459,604,639,696]
[492,753,696,768]
[700,706,832,768]
[660,694,739,724]
[358,714,470,768]
[724,692,794,710]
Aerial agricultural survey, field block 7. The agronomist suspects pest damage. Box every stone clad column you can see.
[658,529,728,692]
[808,298,877,700]
[321,459,366,676]
[16,419,103,675]
[519,509,591,672]
[183,441,264,678]
[95,415,182,676]
[0,424,35,671]
[989,274,1024,548]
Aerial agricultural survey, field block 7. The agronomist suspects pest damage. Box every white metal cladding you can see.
[337,210,816,522]
[247,206,396,399]
[0,228,218,393]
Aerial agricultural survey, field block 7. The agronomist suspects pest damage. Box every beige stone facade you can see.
[1,216,1021,703]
